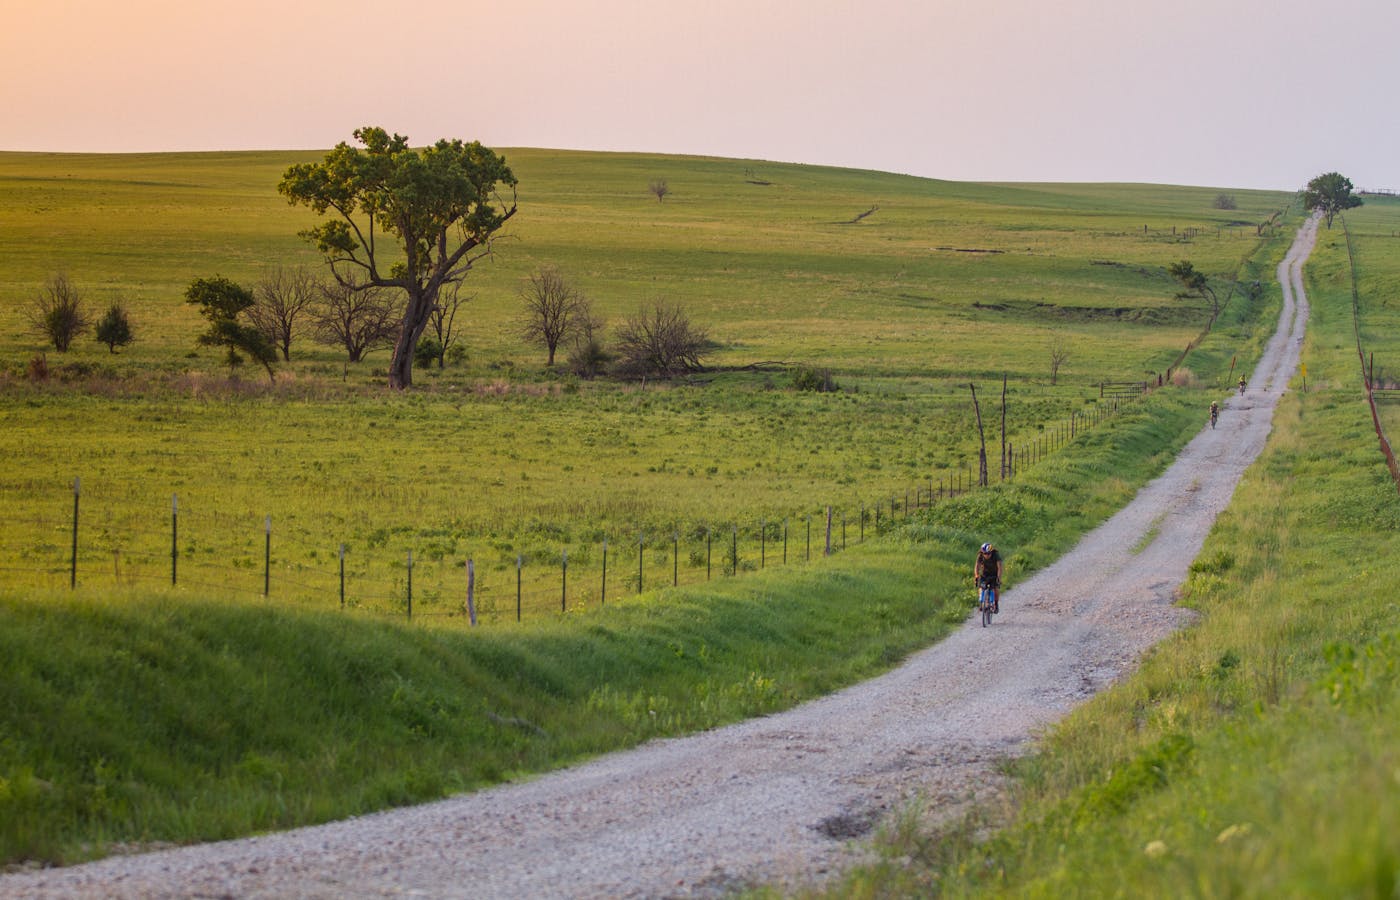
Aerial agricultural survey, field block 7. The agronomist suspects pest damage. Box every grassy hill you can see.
[0,148,1332,872]
[0,150,1289,618]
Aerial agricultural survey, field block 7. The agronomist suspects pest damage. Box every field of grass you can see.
[0,150,1291,617]
[0,359,1210,867]
[815,201,1400,897]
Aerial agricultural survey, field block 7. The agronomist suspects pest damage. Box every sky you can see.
[3,0,1398,191]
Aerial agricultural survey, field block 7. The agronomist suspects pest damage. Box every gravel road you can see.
[0,217,1319,900]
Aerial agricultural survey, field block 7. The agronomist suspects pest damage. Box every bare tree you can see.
[311,275,402,363]
[27,273,91,352]
[422,282,470,368]
[249,266,317,361]
[519,267,590,366]
[648,179,670,203]
[614,300,708,378]
[1049,339,1070,385]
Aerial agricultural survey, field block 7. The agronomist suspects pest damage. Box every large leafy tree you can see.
[278,127,518,389]
[1303,171,1363,229]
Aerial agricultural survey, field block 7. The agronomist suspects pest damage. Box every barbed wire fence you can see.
[3,393,1142,626]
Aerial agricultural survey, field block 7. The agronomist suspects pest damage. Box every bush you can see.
[792,366,838,392]
[94,302,134,353]
[1213,193,1237,210]
[414,337,443,369]
[27,273,91,352]
[612,301,708,379]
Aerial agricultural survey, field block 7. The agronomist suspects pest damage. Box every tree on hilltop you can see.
[278,126,518,389]
[1303,171,1362,229]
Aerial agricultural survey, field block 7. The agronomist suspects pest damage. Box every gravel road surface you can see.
[0,216,1318,899]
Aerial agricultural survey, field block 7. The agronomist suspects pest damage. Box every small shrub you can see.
[94,302,135,353]
[792,366,839,393]
[27,353,49,382]
[1213,193,1237,210]
[28,273,91,352]
[414,337,443,369]
[1170,367,1196,387]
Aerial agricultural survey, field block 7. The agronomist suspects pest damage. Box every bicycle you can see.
[1210,406,1218,429]
[977,583,997,627]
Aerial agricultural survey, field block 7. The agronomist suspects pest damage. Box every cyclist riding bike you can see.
[974,542,1004,615]
[1209,400,1219,429]
[1238,376,1247,396]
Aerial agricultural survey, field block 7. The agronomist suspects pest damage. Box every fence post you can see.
[860,503,865,542]
[406,549,413,620]
[806,515,812,561]
[673,531,678,586]
[561,549,568,613]
[516,554,522,622]
[731,525,737,575]
[783,518,789,564]
[70,476,80,589]
[824,506,832,557]
[466,558,476,626]
[707,527,712,580]
[638,532,644,594]
[171,493,178,587]
[760,518,766,569]
[602,537,608,605]
[339,543,346,610]
[263,514,271,597]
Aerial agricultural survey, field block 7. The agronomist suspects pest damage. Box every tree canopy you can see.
[1303,171,1363,229]
[278,127,518,389]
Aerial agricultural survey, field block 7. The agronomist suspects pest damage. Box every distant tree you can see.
[1167,259,1218,316]
[613,300,708,378]
[311,275,401,363]
[249,266,317,361]
[1213,193,1237,211]
[279,126,518,389]
[1049,338,1070,385]
[1303,171,1363,229]
[424,282,469,368]
[94,302,134,353]
[185,275,277,381]
[27,273,91,352]
[648,179,670,203]
[518,267,592,366]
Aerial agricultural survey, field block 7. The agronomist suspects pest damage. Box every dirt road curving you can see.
[0,217,1319,900]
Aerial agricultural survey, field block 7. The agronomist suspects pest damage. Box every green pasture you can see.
[0,150,1290,616]
[816,200,1400,896]
[0,354,1210,868]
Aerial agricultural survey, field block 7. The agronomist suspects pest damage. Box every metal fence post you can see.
[70,477,80,589]
[263,514,271,597]
[171,494,178,586]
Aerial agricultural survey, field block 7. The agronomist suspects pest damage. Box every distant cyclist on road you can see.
[1238,376,1247,395]
[974,542,1004,615]
[1209,400,1219,429]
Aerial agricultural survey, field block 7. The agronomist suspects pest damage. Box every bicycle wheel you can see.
[980,589,992,627]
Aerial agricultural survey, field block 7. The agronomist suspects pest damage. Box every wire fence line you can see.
[1342,215,1400,495]
[4,394,1140,626]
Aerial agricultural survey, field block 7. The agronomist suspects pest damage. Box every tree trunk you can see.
[388,285,436,390]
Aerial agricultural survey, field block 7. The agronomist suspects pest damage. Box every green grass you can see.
[0,149,1292,617]
[817,202,1400,898]
[0,357,1209,867]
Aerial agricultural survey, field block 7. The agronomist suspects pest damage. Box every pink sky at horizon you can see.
[3,0,1398,191]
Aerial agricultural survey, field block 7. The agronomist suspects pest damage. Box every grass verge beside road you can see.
[821,223,1400,898]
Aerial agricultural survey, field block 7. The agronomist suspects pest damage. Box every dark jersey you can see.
[976,549,1002,586]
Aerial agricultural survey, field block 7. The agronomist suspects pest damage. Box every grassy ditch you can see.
[0,380,1205,868]
[821,220,1400,897]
